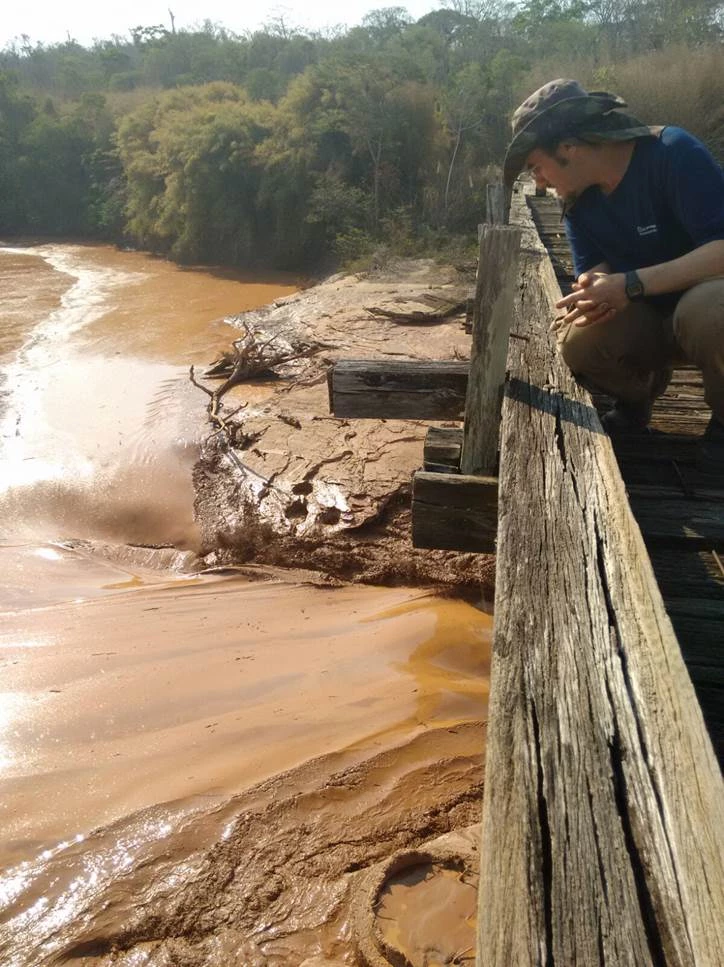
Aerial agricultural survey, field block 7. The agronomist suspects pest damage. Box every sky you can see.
[1,0,446,49]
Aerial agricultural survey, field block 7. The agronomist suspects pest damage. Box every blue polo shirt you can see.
[564,127,724,308]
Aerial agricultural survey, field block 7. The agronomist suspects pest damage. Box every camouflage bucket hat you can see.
[502,78,650,206]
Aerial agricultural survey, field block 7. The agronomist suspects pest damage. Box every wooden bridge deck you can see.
[528,192,724,759]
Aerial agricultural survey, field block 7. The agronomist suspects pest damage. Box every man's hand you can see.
[553,271,628,329]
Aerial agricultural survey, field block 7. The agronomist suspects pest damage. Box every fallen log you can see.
[204,320,321,389]
[364,297,466,324]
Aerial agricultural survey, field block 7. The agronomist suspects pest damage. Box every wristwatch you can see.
[625,269,645,302]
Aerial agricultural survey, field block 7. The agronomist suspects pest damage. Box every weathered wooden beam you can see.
[476,183,724,967]
[486,182,506,225]
[327,360,468,420]
[465,285,476,331]
[411,470,497,552]
[423,426,463,472]
[461,224,522,475]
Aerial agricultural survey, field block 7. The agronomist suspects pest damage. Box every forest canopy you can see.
[1,0,722,269]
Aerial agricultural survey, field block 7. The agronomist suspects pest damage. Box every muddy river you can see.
[0,242,490,965]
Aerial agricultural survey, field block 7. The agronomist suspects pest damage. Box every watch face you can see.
[626,272,644,299]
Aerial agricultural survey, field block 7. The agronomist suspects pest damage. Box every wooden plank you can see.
[669,600,724,684]
[648,547,724,599]
[675,620,724,668]
[613,435,700,463]
[411,471,497,552]
[327,360,468,420]
[423,426,463,472]
[615,463,724,498]
[461,224,522,475]
[477,184,724,967]
[631,496,724,546]
[626,477,723,498]
[665,597,724,620]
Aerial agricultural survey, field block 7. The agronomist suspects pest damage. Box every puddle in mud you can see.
[377,861,477,965]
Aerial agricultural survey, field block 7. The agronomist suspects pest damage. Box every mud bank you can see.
[193,259,495,595]
[2,725,483,967]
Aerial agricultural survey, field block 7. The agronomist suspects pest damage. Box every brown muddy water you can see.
[0,242,490,966]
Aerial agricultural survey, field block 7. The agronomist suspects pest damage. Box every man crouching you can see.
[504,78,724,471]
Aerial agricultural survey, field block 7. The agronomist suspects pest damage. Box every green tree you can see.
[117,83,275,263]
[441,62,489,222]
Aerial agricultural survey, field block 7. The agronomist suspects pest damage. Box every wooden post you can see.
[486,183,505,225]
[423,426,463,472]
[461,224,521,475]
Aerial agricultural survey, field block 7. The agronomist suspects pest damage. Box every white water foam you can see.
[0,245,143,493]
[0,243,141,355]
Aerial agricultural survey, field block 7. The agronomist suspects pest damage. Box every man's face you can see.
[525,144,586,201]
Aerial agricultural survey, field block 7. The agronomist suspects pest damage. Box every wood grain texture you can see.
[461,225,522,475]
[327,360,468,419]
[412,470,498,552]
[476,184,724,967]
[628,496,724,545]
[423,426,463,471]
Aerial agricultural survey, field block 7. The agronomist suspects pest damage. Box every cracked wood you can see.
[476,184,724,967]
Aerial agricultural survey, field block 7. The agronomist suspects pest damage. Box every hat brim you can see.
[503,91,627,183]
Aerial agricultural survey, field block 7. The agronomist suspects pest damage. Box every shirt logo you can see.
[637,224,658,236]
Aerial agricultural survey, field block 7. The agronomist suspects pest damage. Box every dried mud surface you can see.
[193,259,495,597]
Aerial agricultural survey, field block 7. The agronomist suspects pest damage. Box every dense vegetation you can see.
[1,0,722,270]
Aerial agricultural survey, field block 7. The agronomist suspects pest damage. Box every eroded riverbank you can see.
[193,259,495,593]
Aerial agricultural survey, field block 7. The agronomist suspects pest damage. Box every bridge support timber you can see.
[476,185,724,967]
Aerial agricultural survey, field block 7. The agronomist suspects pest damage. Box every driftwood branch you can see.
[189,322,318,501]
[204,320,322,396]
[190,321,319,456]
[189,364,247,427]
[364,300,465,324]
